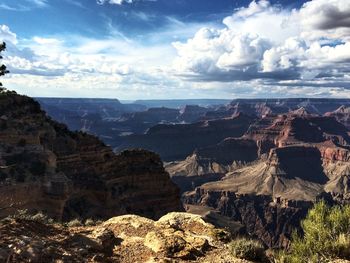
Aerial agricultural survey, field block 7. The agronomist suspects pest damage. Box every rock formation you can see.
[174,111,350,248]
[205,98,350,119]
[118,113,255,161]
[178,105,209,123]
[166,138,258,193]
[0,94,182,221]
[25,95,350,251]
[0,212,249,263]
[182,143,350,247]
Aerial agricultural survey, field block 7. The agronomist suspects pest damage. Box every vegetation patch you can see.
[229,237,266,261]
[278,201,350,263]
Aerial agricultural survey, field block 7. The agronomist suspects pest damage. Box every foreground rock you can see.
[0,94,182,221]
[0,212,251,263]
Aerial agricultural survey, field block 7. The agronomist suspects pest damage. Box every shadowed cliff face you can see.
[325,106,350,130]
[0,94,182,221]
[118,113,255,161]
[268,147,328,184]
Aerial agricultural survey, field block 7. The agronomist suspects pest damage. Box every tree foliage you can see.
[0,42,9,90]
[279,201,350,263]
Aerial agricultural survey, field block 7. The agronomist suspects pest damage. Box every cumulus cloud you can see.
[222,0,298,44]
[0,25,17,44]
[296,0,350,40]
[173,0,350,92]
[298,0,350,30]
[2,0,350,99]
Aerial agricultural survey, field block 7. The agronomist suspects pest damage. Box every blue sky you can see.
[0,0,349,99]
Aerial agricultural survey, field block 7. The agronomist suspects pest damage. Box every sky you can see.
[0,0,349,99]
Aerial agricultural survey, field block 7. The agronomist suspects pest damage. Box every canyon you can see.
[172,111,350,248]
[0,94,182,221]
[3,95,350,252]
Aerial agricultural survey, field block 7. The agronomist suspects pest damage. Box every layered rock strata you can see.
[0,94,182,221]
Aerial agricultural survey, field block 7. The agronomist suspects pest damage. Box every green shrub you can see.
[230,237,266,261]
[5,210,54,224]
[279,201,350,263]
[67,218,82,227]
[30,212,53,223]
[84,218,96,226]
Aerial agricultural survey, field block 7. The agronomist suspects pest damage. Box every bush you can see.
[66,219,82,227]
[84,218,96,226]
[230,237,266,261]
[279,201,350,263]
[30,212,54,224]
[5,210,54,224]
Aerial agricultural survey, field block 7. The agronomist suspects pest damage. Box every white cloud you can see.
[173,0,350,92]
[27,0,47,7]
[0,25,18,44]
[298,0,350,30]
[296,0,350,40]
[0,0,48,11]
[0,23,187,99]
[223,0,299,44]
[173,28,271,78]
[96,0,156,5]
[32,37,63,46]
[2,0,350,99]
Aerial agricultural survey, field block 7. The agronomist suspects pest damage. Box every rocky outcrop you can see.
[0,212,248,263]
[166,138,259,193]
[0,94,182,221]
[243,113,350,155]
